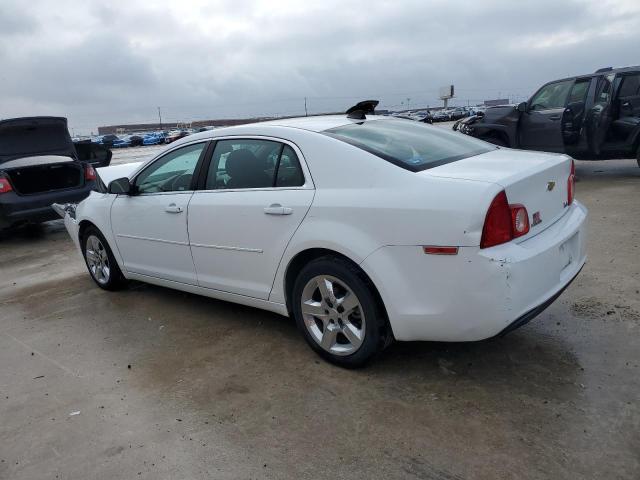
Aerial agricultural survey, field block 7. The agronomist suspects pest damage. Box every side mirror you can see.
[517,102,527,113]
[108,177,132,195]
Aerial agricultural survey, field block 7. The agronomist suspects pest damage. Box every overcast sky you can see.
[1,0,639,134]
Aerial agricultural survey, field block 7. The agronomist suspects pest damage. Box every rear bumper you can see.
[361,200,588,342]
[0,183,94,229]
[497,262,583,337]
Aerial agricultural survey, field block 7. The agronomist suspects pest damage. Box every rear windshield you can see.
[324,119,494,171]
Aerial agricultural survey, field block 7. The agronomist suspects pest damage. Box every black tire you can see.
[81,226,126,291]
[291,256,390,368]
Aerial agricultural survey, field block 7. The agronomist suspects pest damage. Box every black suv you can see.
[455,66,640,164]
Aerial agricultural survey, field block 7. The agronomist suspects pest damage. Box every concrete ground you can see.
[1,157,639,480]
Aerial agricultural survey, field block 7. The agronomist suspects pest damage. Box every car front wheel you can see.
[82,227,126,290]
[292,256,390,368]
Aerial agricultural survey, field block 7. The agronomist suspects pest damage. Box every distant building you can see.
[97,117,272,135]
[484,98,510,107]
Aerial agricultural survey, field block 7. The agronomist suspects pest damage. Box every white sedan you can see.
[55,104,587,367]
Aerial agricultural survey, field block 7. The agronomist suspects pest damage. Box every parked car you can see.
[99,134,119,148]
[431,109,453,122]
[0,117,99,229]
[455,66,640,164]
[143,132,166,145]
[449,107,469,121]
[129,135,145,147]
[165,129,190,144]
[54,102,587,367]
[410,110,433,124]
[111,136,132,148]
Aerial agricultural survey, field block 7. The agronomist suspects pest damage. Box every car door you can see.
[111,141,208,285]
[188,138,314,300]
[519,79,573,153]
[586,73,617,156]
[612,72,640,145]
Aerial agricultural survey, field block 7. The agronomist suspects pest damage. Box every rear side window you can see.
[324,119,493,172]
[206,139,305,189]
[276,145,304,187]
[619,74,640,97]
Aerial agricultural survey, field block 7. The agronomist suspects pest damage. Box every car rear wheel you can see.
[82,227,126,290]
[292,256,389,368]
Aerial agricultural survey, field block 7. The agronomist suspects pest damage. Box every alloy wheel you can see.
[85,235,111,285]
[300,275,366,356]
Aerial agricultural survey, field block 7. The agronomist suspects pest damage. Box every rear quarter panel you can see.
[267,131,501,304]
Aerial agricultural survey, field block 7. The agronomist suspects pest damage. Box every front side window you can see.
[324,119,493,172]
[135,142,205,194]
[529,80,573,110]
[205,139,304,189]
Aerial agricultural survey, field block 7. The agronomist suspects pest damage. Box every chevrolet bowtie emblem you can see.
[547,181,556,191]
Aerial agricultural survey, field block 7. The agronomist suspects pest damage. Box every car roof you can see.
[256,114,396,132]
[548,65,640,84]
[169,114,399,146]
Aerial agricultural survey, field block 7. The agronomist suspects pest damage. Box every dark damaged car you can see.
[454,66,640,165]
[0,117,109,230]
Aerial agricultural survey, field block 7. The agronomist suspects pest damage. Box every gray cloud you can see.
[0,0,638,133]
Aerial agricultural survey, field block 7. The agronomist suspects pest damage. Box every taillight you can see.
[567,159,575,205]
[481,191,512,248]
[480,191,530,249]
[0,176,13,194]
[85,164,97,181]
[510,204,530,238]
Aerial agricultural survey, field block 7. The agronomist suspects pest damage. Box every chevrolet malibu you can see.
[54,102,587,367]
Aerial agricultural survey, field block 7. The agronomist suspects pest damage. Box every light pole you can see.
[157,107,163,130]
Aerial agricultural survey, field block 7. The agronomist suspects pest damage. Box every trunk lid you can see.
[0,117,77,164]
[423,148,572,237]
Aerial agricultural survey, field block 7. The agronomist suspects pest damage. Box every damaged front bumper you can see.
[51,202,77,219]
[51,202,82,252]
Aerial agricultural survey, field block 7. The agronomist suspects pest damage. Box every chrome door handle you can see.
[264,203,293,215]
[548,115,561,121]
[165,204,183,214]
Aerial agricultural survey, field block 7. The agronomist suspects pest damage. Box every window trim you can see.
[130,139,211,196]
[195,135,314,193]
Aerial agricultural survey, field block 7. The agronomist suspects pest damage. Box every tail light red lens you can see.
[0,176,13,194]
[85,164,97,181]
[567,159,575,205]
[480,191,530,249]
[481,191,512,248]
